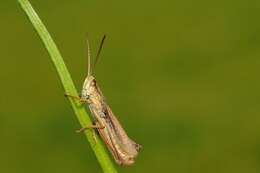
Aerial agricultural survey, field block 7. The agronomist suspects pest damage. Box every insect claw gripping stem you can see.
[64,92,80,99]
[64,93,88,103]
[76,123,105,144]
[76,124,105,133]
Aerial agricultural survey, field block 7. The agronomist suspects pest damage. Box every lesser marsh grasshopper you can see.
[65,35,141,165]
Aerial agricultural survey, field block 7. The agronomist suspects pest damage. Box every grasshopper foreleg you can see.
[64,93,89,103]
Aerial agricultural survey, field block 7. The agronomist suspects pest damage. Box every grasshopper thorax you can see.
[81,75,97,100]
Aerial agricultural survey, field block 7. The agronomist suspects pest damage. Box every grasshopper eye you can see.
[91,80,96,86]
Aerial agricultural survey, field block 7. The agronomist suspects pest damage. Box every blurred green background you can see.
[1,0,260,172]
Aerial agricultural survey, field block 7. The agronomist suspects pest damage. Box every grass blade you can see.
[17,0,117,172]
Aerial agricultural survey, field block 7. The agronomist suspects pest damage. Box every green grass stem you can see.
[17,0,117,172]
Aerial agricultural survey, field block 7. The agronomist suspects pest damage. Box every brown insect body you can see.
[66,36,141,165]
[81,75,141,165]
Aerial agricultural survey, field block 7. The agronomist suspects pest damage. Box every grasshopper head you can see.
[81,75,97,100]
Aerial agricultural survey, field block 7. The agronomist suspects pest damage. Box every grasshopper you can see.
[65,35,141,165]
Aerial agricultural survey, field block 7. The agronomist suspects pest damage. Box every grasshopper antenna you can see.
[93,34,106,70]
[86,35,91,76]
